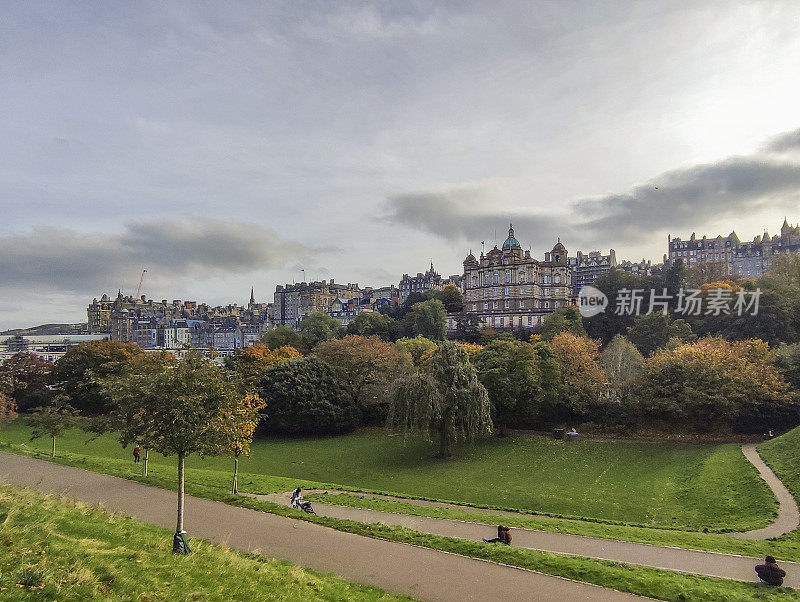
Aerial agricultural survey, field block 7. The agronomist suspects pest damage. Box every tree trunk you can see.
[176,453,185,534]
[51,435,55,458]
[232,456,239,495]
[438,419,450,458]
[142,449,149,477]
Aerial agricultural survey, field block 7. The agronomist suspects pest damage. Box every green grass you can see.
[0,421,776,531]
[0,483,411,601]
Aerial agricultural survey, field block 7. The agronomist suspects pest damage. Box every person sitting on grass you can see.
[755,556,786,586]
[483,525,512,545]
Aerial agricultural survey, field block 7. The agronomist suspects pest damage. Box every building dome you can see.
[502,224,521,250]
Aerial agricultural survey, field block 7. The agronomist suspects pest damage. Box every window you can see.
[499,317,505,326]
[520,300,525,308]
[520,271,526,282]
[554,301,560,308]
[504,286,510,296]
[543,274,551,284]
[484,273,491,285]
[505,270,511,283]
[493,272,499,284]
[527,316,532,325]
[472,303,477,311]
[492,301,498,309]
[554,274,561,284]
[504,300,509,308]
[545,288,551,296]
[483,302,488,310]
[544,301,550,309]
[472,276,477,287]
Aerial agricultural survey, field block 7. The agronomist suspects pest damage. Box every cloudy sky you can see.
[2,1,800,330]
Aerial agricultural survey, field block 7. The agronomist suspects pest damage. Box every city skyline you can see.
[3,2,800,329]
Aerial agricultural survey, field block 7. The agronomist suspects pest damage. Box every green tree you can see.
[299,312,344,349]
[473,339,541,435]
[775,343,800,391]
[530,341,565,422]
[314,335,412,424]
[259,357,360,435]
[684,262,732,288]
[51,341,145,415]
[99,351,244,551]
[405,299,447,340]
[0,352,53,413]
[395,335,438,367]
[262,326,304,352]
[29,398,79,458]
[427,284,464,313]
[626,313,695,357]
[388,342,492,457]
[600,335,644,401]
[346,311,400,341]
[452,312,482,343]
[538,306,586,341]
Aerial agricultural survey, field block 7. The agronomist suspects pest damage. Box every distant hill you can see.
[0,323,88,336]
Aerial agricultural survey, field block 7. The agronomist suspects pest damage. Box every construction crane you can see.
[136,269,147,298]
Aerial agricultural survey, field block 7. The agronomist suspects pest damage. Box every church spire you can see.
[249,286,255,306]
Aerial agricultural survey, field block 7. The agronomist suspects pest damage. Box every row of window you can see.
[468,270,565,287]
[467,286,567,299]
[470,299,560,311]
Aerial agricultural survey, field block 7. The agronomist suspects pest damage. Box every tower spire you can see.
[250,286,255,306]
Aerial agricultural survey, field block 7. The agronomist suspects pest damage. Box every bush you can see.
[258,357,360,436]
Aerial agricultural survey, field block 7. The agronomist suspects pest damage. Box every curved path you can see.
[732,444,800,539]
[0,451,645,602]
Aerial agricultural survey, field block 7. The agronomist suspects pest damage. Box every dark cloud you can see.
[385,127,800,250]
[0,219,310,294]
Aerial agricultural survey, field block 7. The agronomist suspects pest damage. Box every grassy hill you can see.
[0,483,409,601]
[759,426,800,503]
[0,323,87,336]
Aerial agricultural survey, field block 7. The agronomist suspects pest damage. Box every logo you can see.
[578,285,608,318]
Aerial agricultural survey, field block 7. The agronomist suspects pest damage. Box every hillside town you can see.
[5,219,798,361]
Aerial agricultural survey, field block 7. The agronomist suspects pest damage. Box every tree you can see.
[684,262,732,288]
[776,342,800,390]
[299,312,344,349]
[262,326,304,352]
[346,312,400,341]
[213,392,266,494]
[314,335,412,424]
[626,313,696,357]
[538,306,586,341]
[0,352,53,412]
[388,342,492,457]
[259,357,360,436]
[473,339,541,434]
[395,335,438,367]
[229,344,300,389]
[427,284,464,313]
[452,312,482,342]
[584,269,648,345]
[600,335,644,401]
[636,338,793,432]
[29,398,79,458]
[405,299,447,340]
[99,351,245,552]
[51,341,145,415]
[549,333,606,420]
[0,392,17,430]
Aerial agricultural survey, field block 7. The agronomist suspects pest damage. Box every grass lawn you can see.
[0,483,410,602]
[0,420,775,531]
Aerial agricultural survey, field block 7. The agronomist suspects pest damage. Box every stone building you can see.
[568,249,617,296]
[461,225,573,331]
[618,259,653,278]
[667,219,800,279]
[271,280,363,329]
[398,264,462,303]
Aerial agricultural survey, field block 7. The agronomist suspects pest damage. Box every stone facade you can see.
[271,280,362,329]
[568,249,617,296]
[399,264,463,303]
[461,225,572,331]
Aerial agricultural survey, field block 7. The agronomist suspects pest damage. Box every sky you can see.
[2,1,800,330]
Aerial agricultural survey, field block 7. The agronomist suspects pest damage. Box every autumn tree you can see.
[213,392,266,494]
[600,335,644,401]
[388,342,492,457]
[29,398,79,458]
[229,344,300,389]
[0,392,17,431]
[314,335,412,424]
[395,335,438,367]
[473,339,541,435]
[427,284,464,313]
[262,326,304,352]
[0,352,53,412]
[99,351,244,553]
[259,357,360,436]
[51,341,145,415]
[549,332,606,420]
[299,312,344,349]
[636,337,793,432]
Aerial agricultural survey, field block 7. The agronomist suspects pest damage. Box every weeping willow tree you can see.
[388,341,492,457]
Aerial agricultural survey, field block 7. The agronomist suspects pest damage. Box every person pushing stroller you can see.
[290,488,316,514]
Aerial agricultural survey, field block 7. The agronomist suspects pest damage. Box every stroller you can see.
[290,488,316,514]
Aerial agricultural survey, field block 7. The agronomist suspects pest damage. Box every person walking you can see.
[755,556,786,586]
[133,444,141,464]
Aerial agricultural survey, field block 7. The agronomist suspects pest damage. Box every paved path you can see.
[732,444,800,539]
[255,489,800,589]
[0,452,645,602]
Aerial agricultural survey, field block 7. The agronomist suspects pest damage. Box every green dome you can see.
[502,224,521,249]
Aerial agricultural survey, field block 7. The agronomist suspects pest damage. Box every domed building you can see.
[459,224,573,331]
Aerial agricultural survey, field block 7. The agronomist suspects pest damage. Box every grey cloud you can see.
[0,219,310,294]
[386,128,800,250]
